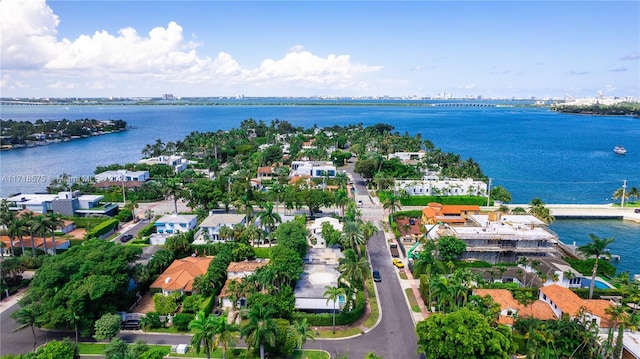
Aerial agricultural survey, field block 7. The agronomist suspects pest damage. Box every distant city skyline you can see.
[1,0,638,99]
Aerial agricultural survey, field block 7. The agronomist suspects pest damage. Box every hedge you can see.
[571,288,624,299]
[200,295,215,314]
[394,210,423,218]
[291,291,365,326]
[85,218,119,239]
[137,221,157,238]
[396,195,490,206]
[67,217,110,230]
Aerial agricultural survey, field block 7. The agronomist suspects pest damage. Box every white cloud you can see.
[0,0,382,96]
[0,0,60,68]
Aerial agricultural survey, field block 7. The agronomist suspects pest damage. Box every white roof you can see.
[157,214,197,224]
[200,214,246,228]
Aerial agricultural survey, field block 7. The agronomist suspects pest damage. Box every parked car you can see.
[409,218,415,225]
[357,200,364,207]
[393,259,405,268]
[373,270,382,282]
[120,234,134,242]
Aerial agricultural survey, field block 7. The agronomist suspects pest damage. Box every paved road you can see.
[1,162,422,358]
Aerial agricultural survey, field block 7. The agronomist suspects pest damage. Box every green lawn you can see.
[405,288,421,312]
[78,343,328,359]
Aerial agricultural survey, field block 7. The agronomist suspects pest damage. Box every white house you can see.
[138,155,187,173]
[294,247,346,312]
[5,192,118,217]
[95,169,149,182]
[154,213,197,235]
[219,259,269,309]
[195,214,246,243]
[388,151,426,162]
[308,217,343,248]
[539,284,613,332]
[290,161,337,178]
[396,176,488,197]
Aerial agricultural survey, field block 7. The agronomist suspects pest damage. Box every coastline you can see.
[0,128,127,151]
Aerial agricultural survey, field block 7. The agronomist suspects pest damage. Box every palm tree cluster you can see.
[0,199,64,257]
[528,197,555,224]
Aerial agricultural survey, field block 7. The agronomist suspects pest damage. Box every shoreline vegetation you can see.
[0,118,128,150]
[551,102,640,117]
[1,97,546,107]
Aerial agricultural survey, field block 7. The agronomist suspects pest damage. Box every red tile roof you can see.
[475,289,556,322]
[150,257,213,293]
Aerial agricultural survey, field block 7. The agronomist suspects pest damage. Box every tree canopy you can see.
[416,308,514,359]
[18,240,141,336]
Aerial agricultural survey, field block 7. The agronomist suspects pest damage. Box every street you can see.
[0,161,422,358]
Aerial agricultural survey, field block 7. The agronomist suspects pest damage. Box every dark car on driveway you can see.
[120,234,134,242]
[372,270,381,282]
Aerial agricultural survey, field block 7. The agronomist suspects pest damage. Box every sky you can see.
[1,0,639,99]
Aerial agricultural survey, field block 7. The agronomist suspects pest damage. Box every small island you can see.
[551,102,640,117]
[0,118,128,150]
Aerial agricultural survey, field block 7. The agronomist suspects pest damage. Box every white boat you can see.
[614,146,627,155]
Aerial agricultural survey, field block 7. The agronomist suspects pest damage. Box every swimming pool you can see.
[580,278,614,289]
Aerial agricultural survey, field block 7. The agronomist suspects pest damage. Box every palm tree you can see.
[45,212,64,255]
[528,197,555,224]
[11,304,41,351]
[292,318,315,349]
[256,202,281,234]
[338,249,370,290]
[627,186,640,204]
[334,189,349,217]
[20,211,38,254]
[189,310,219,359]
[341,221,365,255]
[361,221,379,242]
[577,234,615,299]
[612,187,629,206]
[8,218,26,255]
[213,316,239,359]
[163,177,183,214]
[323,285,345,334]
[218,225,233,242]
[382,193,402,217]
[241,306,278,359]
[31,215,49,255]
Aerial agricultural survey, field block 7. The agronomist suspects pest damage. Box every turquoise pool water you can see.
[580,278,613,289]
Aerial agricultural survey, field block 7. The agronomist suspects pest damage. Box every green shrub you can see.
[137,221,157,237]
[172,313,194,331]
[85,218,119,239]
[254,247,271,258]
[200,296,215,314]
[563,257,617,278]
[291,291,365,326]
[69,217,110,230]
[182,295,203,314]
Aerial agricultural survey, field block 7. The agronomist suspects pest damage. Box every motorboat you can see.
[614,146,627,155]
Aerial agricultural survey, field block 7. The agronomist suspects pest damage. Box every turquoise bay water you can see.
[1,102,638,275]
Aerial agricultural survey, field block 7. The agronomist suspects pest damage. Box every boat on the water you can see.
[614,146,627,155]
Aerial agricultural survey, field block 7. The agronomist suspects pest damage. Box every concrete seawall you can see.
[498,204,640,222]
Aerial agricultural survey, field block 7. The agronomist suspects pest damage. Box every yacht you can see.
[613,146,627,155]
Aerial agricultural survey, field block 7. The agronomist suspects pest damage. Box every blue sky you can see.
[1,1,638,99]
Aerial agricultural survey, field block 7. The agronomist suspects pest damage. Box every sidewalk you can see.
[0,286,27,314]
